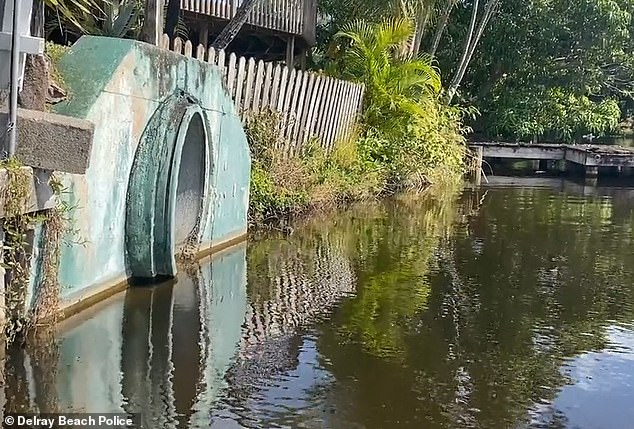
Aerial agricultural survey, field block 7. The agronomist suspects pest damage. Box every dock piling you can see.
[474,146,483,186]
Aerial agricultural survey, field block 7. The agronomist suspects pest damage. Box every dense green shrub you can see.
[245,111,385,226]
[246,19,472,227]
[324,18,469,185]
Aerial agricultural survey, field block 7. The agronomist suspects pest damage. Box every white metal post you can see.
[0,0,44,157]
[7,0,21,157]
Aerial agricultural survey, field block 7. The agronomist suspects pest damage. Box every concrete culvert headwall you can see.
[41,36,251,307]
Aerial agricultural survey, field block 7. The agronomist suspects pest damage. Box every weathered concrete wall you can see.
[47,36,250,301]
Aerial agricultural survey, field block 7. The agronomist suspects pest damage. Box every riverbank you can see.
[245,110,466,229]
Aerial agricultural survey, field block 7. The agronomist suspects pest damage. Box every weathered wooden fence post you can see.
[140,0,163,45]
[286,35,295,67]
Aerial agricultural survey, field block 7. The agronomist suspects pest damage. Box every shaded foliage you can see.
[45,0,143,41]
[433,0,634,140]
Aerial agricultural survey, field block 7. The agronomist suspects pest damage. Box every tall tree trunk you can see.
[446,0,500,104]
[410,8,430,57]
[211,0,262,50]
[446,0,479,102]
[140,0,164,45]
[429,0,454,57]
[164,0,181,39]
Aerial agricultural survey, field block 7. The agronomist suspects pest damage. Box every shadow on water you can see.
[3,181,634,429]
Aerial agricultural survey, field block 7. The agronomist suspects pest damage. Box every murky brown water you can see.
[5,178,634,428]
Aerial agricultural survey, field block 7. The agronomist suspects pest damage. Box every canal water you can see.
[4,179,634,428]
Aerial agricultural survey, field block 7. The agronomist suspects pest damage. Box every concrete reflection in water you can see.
[1,244,248,428]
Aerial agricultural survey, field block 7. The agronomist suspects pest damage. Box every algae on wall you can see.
[0,160,69,344]
[49,36,250,294]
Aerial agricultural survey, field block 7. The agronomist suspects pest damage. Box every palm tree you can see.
[348,0,437,56]
[44,0,103,31]
[329,19,442,132]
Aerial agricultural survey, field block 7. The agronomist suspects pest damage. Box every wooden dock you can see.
[469,142,634,182]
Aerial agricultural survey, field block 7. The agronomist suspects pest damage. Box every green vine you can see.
[2,158,35,343]
[1,158,73,344]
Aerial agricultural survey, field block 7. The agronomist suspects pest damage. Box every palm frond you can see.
[326,17,444,136]
[44,0,105,32]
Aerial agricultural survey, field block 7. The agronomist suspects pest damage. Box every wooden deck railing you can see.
[162,34,365,154]
[180,0,309,37]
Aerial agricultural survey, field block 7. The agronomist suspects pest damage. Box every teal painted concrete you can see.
[47,36,250,294]
[207,108,251,244]
[52,38,132,119]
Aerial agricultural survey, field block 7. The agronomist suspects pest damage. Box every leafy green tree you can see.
[434,0,634,140]
[489,87,622,142]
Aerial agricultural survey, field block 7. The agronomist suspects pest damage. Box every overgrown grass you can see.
[45,41,70,90]
[245,107,468,228]
[246,111,385,227]
[0,158,72,344]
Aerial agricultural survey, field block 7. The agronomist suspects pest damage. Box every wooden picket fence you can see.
[160,35,365,154]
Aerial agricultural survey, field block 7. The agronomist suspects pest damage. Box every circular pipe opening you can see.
[174,112,206,245]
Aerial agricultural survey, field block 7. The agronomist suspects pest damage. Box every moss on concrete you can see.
[45,42,70,91]
[52,36,133,119]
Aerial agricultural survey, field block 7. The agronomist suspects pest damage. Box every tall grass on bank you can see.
[246,111,385,227]
[245,107,467,227]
